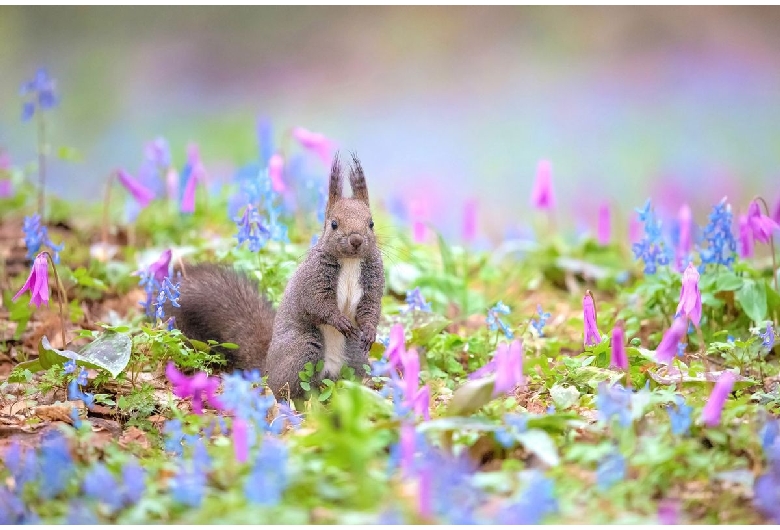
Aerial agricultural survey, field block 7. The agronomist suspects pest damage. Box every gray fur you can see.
[168,153,384,402]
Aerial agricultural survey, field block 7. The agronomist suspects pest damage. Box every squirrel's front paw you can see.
[359,326,376,352]
[333,314,360,340]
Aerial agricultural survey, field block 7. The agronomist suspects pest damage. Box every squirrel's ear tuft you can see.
[349,152,370,206]
[327,152,344,214]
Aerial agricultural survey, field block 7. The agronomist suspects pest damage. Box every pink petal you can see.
[531,159,555,210]
[117,169,155,208]
[268,154,285,193]
[462,199,478,243]
[181,171,198,214]
[233,418,249,463]
[611,325,628,370]
[597,203,611,246]
[701,371,736,427]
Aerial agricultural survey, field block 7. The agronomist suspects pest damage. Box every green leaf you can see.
[409,315,451,347]
[300,381,311,391]
[8,364,40,383]
[220,342,239,350]
[735,280,767,323]
[445,376,496,417]
[188,339,210,352]
[714,272,744,292]
[57,145,83,162]
[514,429,560,467]
[38,332,132,378]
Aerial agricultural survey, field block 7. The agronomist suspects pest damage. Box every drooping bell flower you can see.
[747,200,779,244]
[462,199,478,244]
[531,159,555,210]
[610,323,628,370]
[399,346,430,420]
[492,339,525,396]
[147,249,173,284]
[12,252,50,308]
[701,370,736,427]
[655,317,688,363]
[117,169,155,209]
[180,169,198,214]
[675,262,702,327]
[583,291,601,347]
[268,154,285,193]
[385,323,406,370]
[165,362,225,414]
[597,203,611,246]
[292,127,335,166]
[738,214,754,258]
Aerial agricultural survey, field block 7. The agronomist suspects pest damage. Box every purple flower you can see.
[170,465,207,508]
[596,449,626,490]
[761,323,775,350]
[117,169,155,209]
[531,304,552,337]
[531,159,555,210]
[655,317,689,364]
[493,340,525,396]
[268,154,285,193]
[676,262,702,327]
[701,371,736,427]
[22,213,64,263]
[147,249,173,284]
[234,204,271,252]
[462,199,478,243]
[19,68,58,121]
[747,200,779,245]
[165,362,225,414]
[400,347,430,420]
[68,379,95,409]
[666,394,692,436]
[596,381,632,427]
[597,203,611,245]
[245,437,288,505]
[77,367,88,386]
[12,252,49,308]
[657,499,681,525]
[754,470,780,523]
[610,324,628,370]
[64,359,76,374]
[180,167,199,214]
[487,301,514,340]
[677,203,693,260]
[385,323,406,371]
[774,196,780,225]
[292,127,335,165]
[738,215,754,258]
[404,287,432,313]
[583,292,601,347]
[82,463,124,512]
[233,418,249,463]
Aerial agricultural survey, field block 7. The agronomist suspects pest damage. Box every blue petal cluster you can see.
[487,301,514,339]
[631,199,672,274]
[22,213,64,263]
[698,197,737,270]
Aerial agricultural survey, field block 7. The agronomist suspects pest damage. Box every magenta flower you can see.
[0,179,11,198]
[531,159,555,210]
[462,199,478,243]
[13,252,50,308]
[233,418,248,463]
[409,198,429,244]
[165,167,179,202]
[675,262,702,327]
[117,169,155,208]
[701,370,736,427]
[492,339,525,396]
[180,171,198,214]
[773,196,780,225]
[655,317,688,363]
[657,499,681,525]
[738,214,754,258]
[583,292,601,347]
[292,127,335,166]
[148,249,173,284]
[268,154,285,193]
[747,200,779,244]
[597,203,611,245]
[610,324,628,370]
[676,204,692,269]
[628,216,642,244]
[165,362,225,414]
[399,421,416,477]
[385,323,406,370]
[400,347,430,420]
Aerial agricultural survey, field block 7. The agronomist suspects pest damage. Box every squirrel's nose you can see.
[348,234,364,250]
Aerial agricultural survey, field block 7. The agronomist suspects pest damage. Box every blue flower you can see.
[68,380,94,410]
[697,197,737,271]
[596,381,632,428]
[495,472,558,524]
[163,419,185,456]
[120,459,146,506]
[170,464,207,508]
[666,395,692,436]
[63,359,76,374]
[82,463,124,512]
[5,441,38,490]
[190,438,212,475]
[632,199,673,275]
[38,430,74,500]
[531,304,551,337]
[234,204,271,252]
[0,485,37,524]
[245,438,288,506]
[152,276,181,321]
[596,449,626,490]
[256,117,274,167]
[761,323,775,350]
[316,184,327,224]
[754,468,780,523]
[77,368,88,386]
[404,287,432,313]
[22,213,64,263]
[66,501,99,524]
[19,68,58,121]
[487,301,514,339]
[676,341,686,357]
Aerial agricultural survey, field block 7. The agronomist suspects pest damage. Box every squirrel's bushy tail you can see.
[168,263,275,372]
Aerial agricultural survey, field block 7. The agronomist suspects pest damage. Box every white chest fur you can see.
[320,258,363,377]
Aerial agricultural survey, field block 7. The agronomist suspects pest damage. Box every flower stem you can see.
[753,196,779,294]
[101,171,116,257]
[43,251,69,348]
[36,110,47,220]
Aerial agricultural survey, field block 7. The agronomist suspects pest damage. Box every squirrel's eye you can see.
[331,220,338,230]
[369,220,374,229]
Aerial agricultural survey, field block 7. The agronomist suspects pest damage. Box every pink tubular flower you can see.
[233,418,248,463]
[611,324,628,370]
[148,248,173,283]
[657,499,681,525]
[655,317,688,363]
[117,169,155,208]
[13,252,50,308]
[597,203,611,246]
[676,262,702,327]
[701,370,736,427]
[492,339,525,396]
[165,362,225,414]
[676,204,692,269]
[738,214,754,258]
[462,199,478,243]
[409,198,429,244]
[292,127,335,166]
[385,323,406,370]
[531,159,555,210]
[773,196,780,225]
[399,421,416,478]
[583,292,601,347]
[400,347,430,420]
[628,216,642,244]
[268,154,285,193]
[180,171,198,214]
[165,167,179,202]
[0,179,11,198]
[747,200,779,244]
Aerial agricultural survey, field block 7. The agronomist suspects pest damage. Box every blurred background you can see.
[1,6,780,243]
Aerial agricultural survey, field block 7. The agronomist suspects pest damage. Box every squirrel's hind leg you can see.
[266,327,324,402]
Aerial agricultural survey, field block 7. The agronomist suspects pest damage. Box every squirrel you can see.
[168,153,385,401]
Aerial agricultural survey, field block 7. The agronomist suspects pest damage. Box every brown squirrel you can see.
[169,153,385,401]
